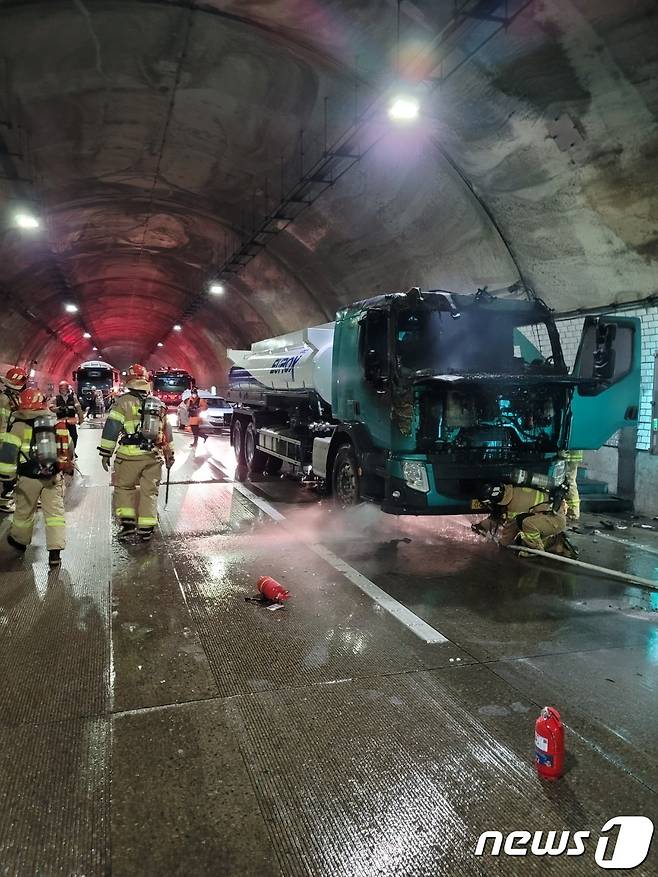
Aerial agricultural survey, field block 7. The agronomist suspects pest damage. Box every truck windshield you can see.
[154,375,191,393]
[396,307,562,375]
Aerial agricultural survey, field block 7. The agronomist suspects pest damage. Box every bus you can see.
[73,360,121,409]
[152,368,195,408]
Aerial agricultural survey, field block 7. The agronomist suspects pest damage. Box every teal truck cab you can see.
[228,287,640,514]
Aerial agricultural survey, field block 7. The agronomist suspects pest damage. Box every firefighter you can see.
[474,483,571,555]
[0,366,28,513]
[0,388,73,567]
[560,449,583,521]
[53,380,84,452]
[98,363,174,542]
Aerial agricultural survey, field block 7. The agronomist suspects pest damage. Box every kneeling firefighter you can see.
[474,483,577,558]
[98,364,174,541]
[0,366,28,513]
[0,388,73,567]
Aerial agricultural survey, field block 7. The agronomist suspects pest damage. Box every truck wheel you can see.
[245,422,267,474]
[265,456,283,475]
[232,418,247,466]
[332,445,362,507]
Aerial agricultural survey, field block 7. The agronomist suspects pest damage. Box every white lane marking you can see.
[235,484,448,644]
[595,531,658,557]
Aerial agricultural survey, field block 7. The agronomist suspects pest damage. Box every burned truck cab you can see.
[332,288,640,514]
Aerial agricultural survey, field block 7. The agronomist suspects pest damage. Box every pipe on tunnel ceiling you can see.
[555,294,658,320]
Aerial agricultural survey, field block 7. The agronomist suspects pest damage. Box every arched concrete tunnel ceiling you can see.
[0,0,656,383]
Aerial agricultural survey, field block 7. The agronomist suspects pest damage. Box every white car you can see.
[198,395,233,435]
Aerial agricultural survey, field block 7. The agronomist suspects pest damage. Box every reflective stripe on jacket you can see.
[99,392,174,459]
[54,393,84,424]
[498,486,551,520]
[560,449,584,463]
[0,416,70,480]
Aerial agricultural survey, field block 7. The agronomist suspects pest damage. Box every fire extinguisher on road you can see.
[257,575,291,603]
[535,706,565,780]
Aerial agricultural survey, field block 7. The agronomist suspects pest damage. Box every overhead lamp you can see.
[157,342,164,347]
[388,95,420,123]
[64,303,78,313]
[83,331,91,339]
[173,324,182,332]
[92,346,98,351]
[209,282,224,295]
[14,212,40,230]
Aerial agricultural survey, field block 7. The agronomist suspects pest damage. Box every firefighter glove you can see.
[100,455,111,472]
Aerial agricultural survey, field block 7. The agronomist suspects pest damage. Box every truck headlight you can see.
[401,460,430,493]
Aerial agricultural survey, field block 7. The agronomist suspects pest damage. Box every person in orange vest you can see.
[186,389,208,448]
[0,366,28,513]
[0,388,73,567]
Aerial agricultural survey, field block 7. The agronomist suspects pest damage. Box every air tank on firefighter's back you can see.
[33,414,58,466]
[141,396,164,443]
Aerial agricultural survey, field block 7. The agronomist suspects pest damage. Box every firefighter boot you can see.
[117,520,137,541]
[7,534,27,553]
[49,549,61,568]
[0,496,15,514]
[138,527,154,542]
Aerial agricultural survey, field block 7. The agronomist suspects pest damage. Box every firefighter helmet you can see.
[58,380,69,389]
[478,482,507,504]
[126,363,151,392]
[19,388,47,411]
[4,366,28,392]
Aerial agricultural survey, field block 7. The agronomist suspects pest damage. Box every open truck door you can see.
[568,316,641,449]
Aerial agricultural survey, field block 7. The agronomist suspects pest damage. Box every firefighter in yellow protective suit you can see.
[559,449,583,521]
[0,388,73,567]
[474,483,570,554]
[0,366,28,513]
[98,363,174,542]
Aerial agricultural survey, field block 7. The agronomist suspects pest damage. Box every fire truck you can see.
[151,367,195,408]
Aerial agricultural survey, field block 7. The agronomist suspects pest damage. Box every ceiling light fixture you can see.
[83,331,91,339]
[14,212,40,230]
[209,282,225,295]
[64,303,78,313]
[173,324,182,332]
[388,95,420,123]
[157,342,164,347]
[92,346,98,351]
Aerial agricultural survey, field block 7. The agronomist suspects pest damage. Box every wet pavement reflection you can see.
[0,425,656,875]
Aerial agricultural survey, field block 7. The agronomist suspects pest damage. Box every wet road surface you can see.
[0,424,657,875]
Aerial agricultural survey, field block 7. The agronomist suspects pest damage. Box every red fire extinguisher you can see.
[257,575,291,603]
[535,706,565,779]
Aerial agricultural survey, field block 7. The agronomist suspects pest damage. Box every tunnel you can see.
[0,1,657,874]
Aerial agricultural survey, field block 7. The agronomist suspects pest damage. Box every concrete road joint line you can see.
[235,483,449,645]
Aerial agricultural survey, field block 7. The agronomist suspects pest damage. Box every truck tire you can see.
[332,444,362,507]
[265,456,283,475]
[245,422,267,474]
[232,418,247,466]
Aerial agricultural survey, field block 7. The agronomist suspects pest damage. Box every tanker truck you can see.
[227,287,640,514]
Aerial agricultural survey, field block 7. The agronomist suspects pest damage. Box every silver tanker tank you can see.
[228,322,335,405]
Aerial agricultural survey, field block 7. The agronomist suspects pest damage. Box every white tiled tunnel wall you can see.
[554,308,658,451]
